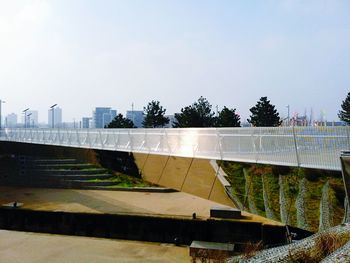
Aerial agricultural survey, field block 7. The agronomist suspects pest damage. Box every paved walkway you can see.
[0,230,190,263]
[0,186,282,225]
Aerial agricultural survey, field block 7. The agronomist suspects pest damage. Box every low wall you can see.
[0,207,288,247]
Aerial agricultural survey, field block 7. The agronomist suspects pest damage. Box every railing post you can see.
[216,128,223,160]
[292,125,300,167]
[347,126,350,150]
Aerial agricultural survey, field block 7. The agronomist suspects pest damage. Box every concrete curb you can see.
[85,186,178,193]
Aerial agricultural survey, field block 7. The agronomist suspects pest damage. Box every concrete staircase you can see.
[15,156,122,189]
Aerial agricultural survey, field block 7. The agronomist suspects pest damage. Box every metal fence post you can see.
[292,125,300,167]
[347,126,350,150]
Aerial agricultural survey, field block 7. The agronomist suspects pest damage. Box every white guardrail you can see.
[0,126,349,171]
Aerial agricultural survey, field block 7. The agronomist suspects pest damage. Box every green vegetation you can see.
[338,91,350,124]
[106,113,135,128]
[219,161,246,203]
[248,166,266,216]
[281,173,299,226]
[329,178,346,226]
[142,100,169,128]
[220,161,345,232]
[89,172,151,188]
[216,106,241,127]
[304,178,324,231]
[247,96,281,127]
[263,173,280,221]
[173,96,215,128]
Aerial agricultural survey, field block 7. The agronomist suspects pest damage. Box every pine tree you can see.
[106,114,135,128]
[142,100,169,128]
[248,97,281,127]
[173,96,215,127]
[215,107,241,127]
[338,92,350,125]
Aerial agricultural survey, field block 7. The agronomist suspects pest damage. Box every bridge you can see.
[0,126,349,171]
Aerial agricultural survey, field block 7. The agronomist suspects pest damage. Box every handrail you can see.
[0,126,348,171]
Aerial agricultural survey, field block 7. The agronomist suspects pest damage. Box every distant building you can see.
[291,115,308,126]
[82,117,92,128]
[314,121,346,127]
[126,110,144,128]
[27,110,39,128]
[5,113,17,128]
[48,107,62,128]
[93,107,117,128]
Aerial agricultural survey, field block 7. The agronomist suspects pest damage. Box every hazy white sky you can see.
[0,0,349,123]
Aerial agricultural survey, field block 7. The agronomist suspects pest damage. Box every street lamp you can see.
[50,104,57,128]
[0,100,5,129]
[27,113,32,129]
[22,108,30,128]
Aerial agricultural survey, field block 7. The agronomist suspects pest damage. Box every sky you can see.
[0,0,349,124]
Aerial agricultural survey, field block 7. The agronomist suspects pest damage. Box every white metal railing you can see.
[0,126,349,171]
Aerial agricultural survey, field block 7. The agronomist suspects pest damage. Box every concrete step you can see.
[28,168,109,175]
[48,174,113,180]
[23,174,113,181]
[33,163,99,170]
[65,180,119,187]
[31,159,78,164]
[0,177,119,189]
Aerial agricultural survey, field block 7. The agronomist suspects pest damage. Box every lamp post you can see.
[22,108,30,128]
[27,113,32,128]
[0,100,5,130]
[50,104,57,128]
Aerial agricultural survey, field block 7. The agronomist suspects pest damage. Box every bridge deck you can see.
[1,126,348,171]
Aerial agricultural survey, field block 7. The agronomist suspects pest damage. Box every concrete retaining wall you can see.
[133,153,235,207]
[0,207,287,247]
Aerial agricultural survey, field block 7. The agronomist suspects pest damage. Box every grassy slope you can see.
[219,161,246,205]
[247,165,266,217]
[221,161,345,231]
[263,173,281,221]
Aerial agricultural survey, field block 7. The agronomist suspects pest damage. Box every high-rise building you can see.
[92,107,117,128]
[82,117,92,128]
[5,113,17,128]
[27,110,39,128]
[126,110,144,128]
[48,107,62,128]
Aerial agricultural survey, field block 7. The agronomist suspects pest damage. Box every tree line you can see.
[107,92,350,128]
